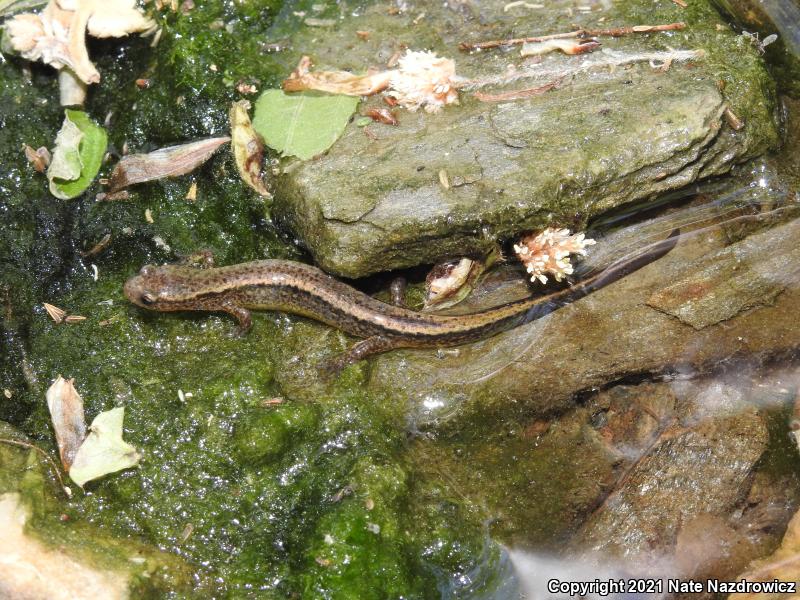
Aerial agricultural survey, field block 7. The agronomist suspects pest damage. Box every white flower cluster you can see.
[387,50,461,113]
[514,227,596,284]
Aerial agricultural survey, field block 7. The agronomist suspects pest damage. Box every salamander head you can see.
[124,264,199,312]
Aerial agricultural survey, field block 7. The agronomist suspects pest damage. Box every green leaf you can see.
[252,90,358,161]
[68,407,141,488]
[47,109,107,199]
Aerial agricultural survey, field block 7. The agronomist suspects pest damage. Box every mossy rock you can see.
[270,0,779,277]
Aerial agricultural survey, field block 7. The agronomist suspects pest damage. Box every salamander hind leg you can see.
[322,335,400,375]
[221,302,252,336]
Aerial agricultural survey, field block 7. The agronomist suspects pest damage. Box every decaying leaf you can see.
[108,136,230,192]
[252,90,359,161]
[69,406,141,487]
[229,100,271,197]
[423,249,498,310]
[3,0,155,87]
[47,109,107,199]
[47,113,83,182]
[46,375,86,470]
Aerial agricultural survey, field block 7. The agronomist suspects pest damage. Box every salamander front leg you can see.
[221,302,252,335]
[323,335,399,374]
[179,250,216,269]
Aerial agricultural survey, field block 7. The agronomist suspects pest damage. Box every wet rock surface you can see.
[408,368,799,568]
[572,380,769,563]
[272,0,779,277]
[714,0,800,97]
[370,199,800,427]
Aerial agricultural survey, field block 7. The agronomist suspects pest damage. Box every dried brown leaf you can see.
[46,376,87,470]
[282,55,393,96]
[229,101,271,197]
[23,144,51,172]
[108,136,230,192]
[520,38,600,56]
[43,302,66,323]
[78,232,112,258]
[364,107,398,125]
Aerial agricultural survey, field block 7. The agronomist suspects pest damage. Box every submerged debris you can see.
[283,55,392,96]
[78,232,111,258]
[47,109,107,199]
[43,302,67,323]
[424,249,498,309]
[385,50,461,112]
[514,228,596,284]
[520,38,600,56]
[364,107,398,125]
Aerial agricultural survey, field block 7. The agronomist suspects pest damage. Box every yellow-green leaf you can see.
[68,407,141,487]
[252,89,358,161]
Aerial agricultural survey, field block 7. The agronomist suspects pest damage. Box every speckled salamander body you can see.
[124,231,678,369]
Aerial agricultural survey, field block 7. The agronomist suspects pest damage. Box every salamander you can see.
[124,230,678,370]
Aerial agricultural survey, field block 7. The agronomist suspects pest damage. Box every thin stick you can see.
[473,79,561,102]
[459,22,685,51]
[0,438,71,496]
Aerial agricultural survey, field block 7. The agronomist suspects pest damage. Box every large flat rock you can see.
[271,0,779,277]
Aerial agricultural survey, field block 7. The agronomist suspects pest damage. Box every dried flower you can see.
[514,227,596,284]
[386,50,461,113]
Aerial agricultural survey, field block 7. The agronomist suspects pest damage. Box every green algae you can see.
[0,5,499,594]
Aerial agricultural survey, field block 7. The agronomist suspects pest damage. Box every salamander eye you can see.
[140,293,156,305]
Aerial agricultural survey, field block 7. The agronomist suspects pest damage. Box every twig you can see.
[459,22,686,51]
[473,79,561,102]
[0,438,71,497]
[460,48,704,91]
